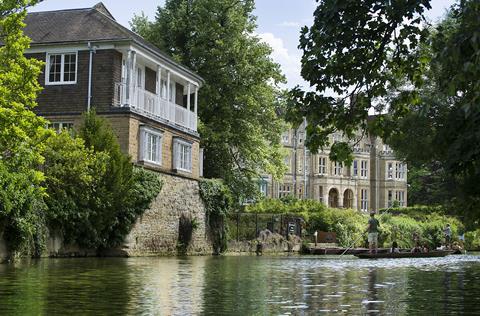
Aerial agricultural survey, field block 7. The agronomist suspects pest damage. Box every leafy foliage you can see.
[43,131,108,247]
[289,0,432,156]
[465,229,480,250]
[199,178,233,254]
[0,0,51,255]
[131,0,287,201]
[290,0,480,224]
[247,198,465,248]
[383,2,480,224]
[43,111,163,249]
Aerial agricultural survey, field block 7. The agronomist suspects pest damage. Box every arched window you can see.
[328,188,339,208]
[343,189,354,209]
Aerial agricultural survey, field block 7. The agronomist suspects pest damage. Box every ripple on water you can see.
[0,254,479,315]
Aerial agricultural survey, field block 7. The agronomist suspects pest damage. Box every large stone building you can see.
[261,121,408,212]
[21,2,211,255]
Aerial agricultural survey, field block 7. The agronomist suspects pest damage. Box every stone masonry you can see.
[122,173,212,256]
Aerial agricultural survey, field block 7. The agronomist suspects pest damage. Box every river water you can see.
[1,254,480,315]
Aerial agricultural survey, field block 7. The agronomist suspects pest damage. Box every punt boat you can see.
[354,250,451,259]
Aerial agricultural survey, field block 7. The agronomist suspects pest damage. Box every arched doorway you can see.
[328,188,339,208]
[343,189,354,209]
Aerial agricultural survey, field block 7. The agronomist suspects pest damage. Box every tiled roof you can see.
[23,2,203,83]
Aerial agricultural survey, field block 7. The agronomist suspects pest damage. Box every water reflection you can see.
[0,255,479,315]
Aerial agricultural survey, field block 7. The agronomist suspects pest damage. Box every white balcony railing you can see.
[113,82,197,132]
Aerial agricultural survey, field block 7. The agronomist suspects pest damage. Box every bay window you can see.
[173,137,192,172]
[139,126,163,165]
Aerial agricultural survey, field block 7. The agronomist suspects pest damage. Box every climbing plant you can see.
[199,179,233,254]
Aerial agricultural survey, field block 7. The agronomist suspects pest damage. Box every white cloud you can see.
[277,21,301,28]
[257,32,309,89]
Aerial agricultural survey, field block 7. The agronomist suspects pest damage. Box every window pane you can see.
[151,135,157,162]
[64,54,76,82]
[49,55,61,82]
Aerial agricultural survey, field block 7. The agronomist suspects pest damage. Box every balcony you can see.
[113,82,197,132]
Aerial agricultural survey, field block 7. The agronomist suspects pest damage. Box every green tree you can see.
[131,0,287,200]
[291,0,480,223]
[44,111,163,249]
[42,131,109,247]
[288,0,432,158]
[0,0,51,255]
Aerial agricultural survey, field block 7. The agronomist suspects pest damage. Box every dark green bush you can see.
[44,112,163,249]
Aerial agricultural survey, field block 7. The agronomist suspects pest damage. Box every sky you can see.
[30,0,456,89]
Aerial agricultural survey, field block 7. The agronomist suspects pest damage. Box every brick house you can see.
[24,2,204,179]
[23,3,212,255]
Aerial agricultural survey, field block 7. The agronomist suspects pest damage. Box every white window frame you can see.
[334,161,343,176]
[281,132,289,144]
[139,126,163,165]
[353,160,358,177]
[387,190,393,207]
[387,162,394,179]
[361,189,368,211]
[396,190,405,207]
[173,137,193,172]
[259,181,268,196]
[48,121,74,133]
[318,185,324,203]
[45,52,78,85]
[360,160,368,178]
[136,66,144,89]
[396,163,406,180]
[318,157,327,175]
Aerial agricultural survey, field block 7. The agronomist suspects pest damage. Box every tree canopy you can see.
[290,0,480,224]
[0,0,51,254]
[288,0,432,155]
[131,0,287,201]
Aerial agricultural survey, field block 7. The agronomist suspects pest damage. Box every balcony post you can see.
[126,51,136,107]
[167,70,172,121]
[156,65,162,116]
[194,85,198,131]
[125,50,132,105]
[187,83,191,128]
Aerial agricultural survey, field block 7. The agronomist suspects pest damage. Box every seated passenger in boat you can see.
[422,244,430,253]
[390,241,400,253]
[451,241,463,254]
[411,245,422,253]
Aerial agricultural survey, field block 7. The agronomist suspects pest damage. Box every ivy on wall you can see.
[199,179,233,254]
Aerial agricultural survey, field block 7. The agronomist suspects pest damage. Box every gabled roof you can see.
[24,2,204,84]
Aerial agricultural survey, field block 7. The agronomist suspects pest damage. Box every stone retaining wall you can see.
[227,230,302,254]
[120,173,212,256]
[1,173,212,262]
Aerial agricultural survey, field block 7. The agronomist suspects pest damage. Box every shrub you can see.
[199,179,233,254]
[244,198,465,249]
[465,229,480,250]
[43,113,163,249]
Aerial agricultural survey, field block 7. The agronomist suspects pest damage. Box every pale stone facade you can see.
[262,123,408,212]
